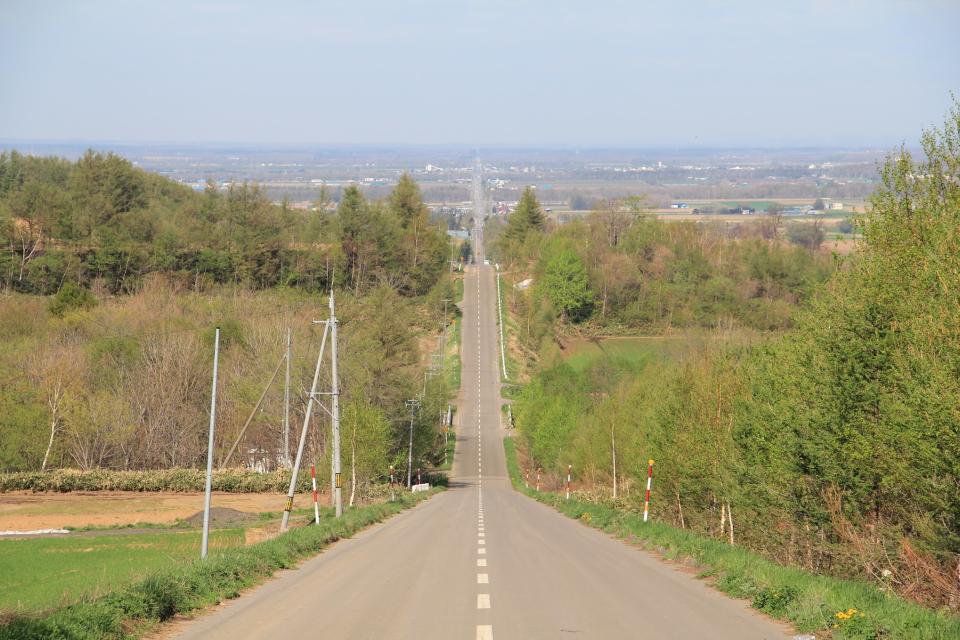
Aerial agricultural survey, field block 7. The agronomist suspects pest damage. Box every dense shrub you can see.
[48,282,97,317]
[0,468,315,493]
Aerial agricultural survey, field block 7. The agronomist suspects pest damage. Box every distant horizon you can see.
[0,137,906,154]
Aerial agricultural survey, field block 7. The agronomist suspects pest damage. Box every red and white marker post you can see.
[643,459,654,522]
[311,463,320,525]
[389,465,396,502]
[566,464,572,500]
[536,467,541,492]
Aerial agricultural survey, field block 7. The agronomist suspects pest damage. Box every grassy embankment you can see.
[494,269,522,387]
[445,276,464,392]
[0,490,439,640]
[503,438,960,640]
[435,276,463,472]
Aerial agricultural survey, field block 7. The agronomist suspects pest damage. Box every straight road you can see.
[171,173,792,640]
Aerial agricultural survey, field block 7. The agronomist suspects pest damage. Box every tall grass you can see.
[0,490,439,640]
[503,437,960,640]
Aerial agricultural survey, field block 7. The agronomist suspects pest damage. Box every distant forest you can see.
[0,150,449,297]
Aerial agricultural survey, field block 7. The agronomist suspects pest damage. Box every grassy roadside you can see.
[494,269,520,382]
[503,437,960,640]
[445,311,461,392]
[0,490,440,640]
[437,433,456,472]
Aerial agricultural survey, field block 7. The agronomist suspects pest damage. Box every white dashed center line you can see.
[472,263,494,640]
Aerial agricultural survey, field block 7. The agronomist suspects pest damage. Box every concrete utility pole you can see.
[405,399,420,488]
[283,327,292,467]
[201,327,221,559]
[281,319,329,532]
[440,297,451,374]
[330,291,343,518]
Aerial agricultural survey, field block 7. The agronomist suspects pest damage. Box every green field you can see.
[0,493,438,639]
[560,336,690,372]
[0,528,246,612]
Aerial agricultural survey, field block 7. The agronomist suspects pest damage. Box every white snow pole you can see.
[643,459,655,522]
[311,463,320,525]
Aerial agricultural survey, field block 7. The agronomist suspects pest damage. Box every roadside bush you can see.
[0,468,316,493]
[48,282,97,317]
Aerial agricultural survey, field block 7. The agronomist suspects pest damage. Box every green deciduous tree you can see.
[540,249,592,322]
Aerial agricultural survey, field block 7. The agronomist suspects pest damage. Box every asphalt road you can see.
[171,209,792,640]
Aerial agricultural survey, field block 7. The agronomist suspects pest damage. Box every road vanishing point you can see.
[171,180,792,640]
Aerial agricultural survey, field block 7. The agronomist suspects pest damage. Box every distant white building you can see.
[830,202,844,210]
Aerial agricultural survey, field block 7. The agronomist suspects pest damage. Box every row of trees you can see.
[0,151,450,297]
[511,108,960,609]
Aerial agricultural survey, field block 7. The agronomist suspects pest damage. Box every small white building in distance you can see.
[830,202,844,210]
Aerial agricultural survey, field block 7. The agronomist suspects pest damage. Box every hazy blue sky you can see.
[1,0,957,147]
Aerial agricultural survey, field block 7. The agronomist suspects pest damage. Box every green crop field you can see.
[0,528,246,612]
[560,336,688,372]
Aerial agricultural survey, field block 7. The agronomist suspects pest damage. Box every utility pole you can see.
[405,399,420,488]
[330,291,343,518]
[280,319,329,532]
[439,297,451,446]
[201,327,221,559]
[283,327,292,467]
[440,297,451,375]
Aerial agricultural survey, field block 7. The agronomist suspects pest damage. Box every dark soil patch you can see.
[184,507,252,527]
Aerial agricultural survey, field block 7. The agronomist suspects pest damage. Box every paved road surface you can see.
[172,179,792,640]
